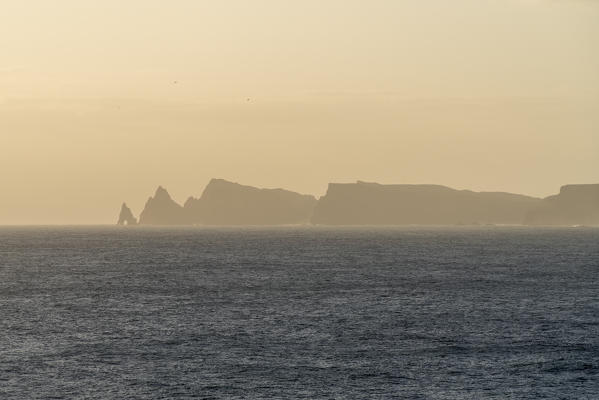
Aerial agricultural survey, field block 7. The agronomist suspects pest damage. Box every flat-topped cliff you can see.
[525,184,599,226]
[311,181,541,225]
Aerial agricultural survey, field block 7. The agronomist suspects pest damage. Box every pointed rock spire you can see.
[138,186,187,225]
[117,203,138,225]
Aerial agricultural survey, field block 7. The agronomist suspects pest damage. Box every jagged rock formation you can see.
[138,186,187,225]
[524,184,599,226]
[183,195,203,225]
[135,180,316,225]
[311,181,541,225]
[185,179,317,225]
[117,203,138,225]
[124,179,599,226]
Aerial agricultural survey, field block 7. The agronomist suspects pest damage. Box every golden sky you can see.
[1,0,598,224]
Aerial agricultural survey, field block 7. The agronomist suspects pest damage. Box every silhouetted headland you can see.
[138,186,187,225]
[132,179,316,226]
[524,184,599,226]
[311,181,539,225]
[184,178,316,225]
[120,181,599,226]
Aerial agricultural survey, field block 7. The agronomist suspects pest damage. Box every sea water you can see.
[0,226,597,399]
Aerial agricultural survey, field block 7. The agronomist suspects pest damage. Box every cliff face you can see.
[125,180,599,226]
[188,179,317,225]
[311,181,541,225]
[525,184,599,226]
[138,186,187,225]
[183,196,203,225]
[135,180,316,225]
[117,203,137,225]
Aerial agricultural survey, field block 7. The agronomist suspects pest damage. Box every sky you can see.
[0,0,598,224]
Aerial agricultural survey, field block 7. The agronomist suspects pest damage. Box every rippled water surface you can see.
[1,226,598,399]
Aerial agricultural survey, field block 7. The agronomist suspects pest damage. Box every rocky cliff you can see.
[524,184,599,226]
[138,186,187,225]
[124,180,599,226]
[186,179,317,225]
[311,181,541,225]
[133,180,316,225]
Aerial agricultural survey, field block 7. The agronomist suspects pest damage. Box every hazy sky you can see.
[1,0,598,224]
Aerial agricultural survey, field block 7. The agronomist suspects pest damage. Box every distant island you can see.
[118,179,599,226]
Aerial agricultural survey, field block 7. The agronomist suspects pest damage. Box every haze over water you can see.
[1,226,597,399]
[2,1,598,398]
[1,0,598,224]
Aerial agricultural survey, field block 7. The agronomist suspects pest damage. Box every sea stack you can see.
[117,203,138,225]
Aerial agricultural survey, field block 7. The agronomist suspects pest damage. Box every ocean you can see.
[0,226,597,399]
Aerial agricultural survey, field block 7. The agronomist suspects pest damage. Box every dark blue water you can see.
[0,226,598,399]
